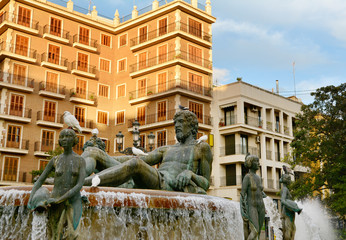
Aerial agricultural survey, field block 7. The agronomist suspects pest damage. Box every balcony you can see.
[39,81,66,99]
[245,116,263,128]
[0,104,32,123]
[267,179,274,189]
[128,110,176,130]
[0,12,39,35]
[129,79,212,104]
[0,42,37,63]
[129,51,212,77]
[266,150,272,160]
[0,73,34,93]
[72,34,98,52]
[266,121,272,131]
[0,139,29,154]
[69,89,96,105]
[40,53,68,72]
[1,170,32,183]
[34,141,56,157]
[71,61,97,79]
[130,21,212,51]
[79,119,95,133]
[220,144,260,157]
[36,111,64,128]
[42,24,70,44]
[284,126,290,135]
[220,175,243,187]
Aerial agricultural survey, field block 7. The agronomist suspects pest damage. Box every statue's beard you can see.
[176,131,189,143]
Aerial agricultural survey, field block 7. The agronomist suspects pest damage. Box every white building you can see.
[208,79,302,202]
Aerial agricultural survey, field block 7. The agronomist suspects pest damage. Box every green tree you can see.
[289,83,345,217]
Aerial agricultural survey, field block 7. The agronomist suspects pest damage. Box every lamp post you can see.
[148,132,155,151]
[132,119,140,147]
[116,131,124,152]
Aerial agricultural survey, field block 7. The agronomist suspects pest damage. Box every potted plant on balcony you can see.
[219,119,225,127]
[70,91,76,97]
[89,94,95,101]
[147,91,153,95]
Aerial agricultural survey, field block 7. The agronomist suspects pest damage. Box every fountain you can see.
[0,186,243,240]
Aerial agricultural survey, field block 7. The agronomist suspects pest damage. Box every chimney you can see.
[276,80,279,94]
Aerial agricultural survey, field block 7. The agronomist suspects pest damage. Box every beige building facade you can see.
[0,0,215,185]
[208,80,302,202]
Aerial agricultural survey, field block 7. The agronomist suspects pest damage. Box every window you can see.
[139,26,147,43]
[43,100,56,122]
[73,135,84,155]
[158,18,167,36]
[118,58,126,72]
[157,101,167,122]
[100,58,110,72]
[139,134,145,149]
[9,94,24,117]
[119,34,127,47]
[224,106,235,125]
[97,111,108,125]
[79,26,89,45]
[46,71,58,93]
[101,33,111,47]
[3,157,19,181]
[74,106,86,128]
[241,135,248,154]
[189,101,203,123]
[225,134,235,155]
[13,63,26,86]
[117,84,125,98]
[226,164,237,186]
[138,79,146,98]
[158,45,167,64]
[138,52,147,70]
[98,84,109,98]
[50,17,62,36]
[41,130,55,152]
[157,72,167,93]
[197,132,204,140]
[116,111,125,125]
[77,53,88,72]
[6,125,21,148]
[39,160,49,170]
[101,139,110,153]
[189,73,203,94]
[137,106,146,125]
[189,18,202,38]
[157,130,166,147]
[188,45,202,65]
[76,79,87,99]
[48,44,60,65]
[18,6,31,27]
[15,35,29,56]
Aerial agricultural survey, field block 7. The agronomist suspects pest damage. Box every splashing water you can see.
[263,197,282,240]
[0,188,244,240]
[295,199,336,240]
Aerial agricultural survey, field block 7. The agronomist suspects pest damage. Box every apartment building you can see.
[0,0,215,185]
[208,80,303,202]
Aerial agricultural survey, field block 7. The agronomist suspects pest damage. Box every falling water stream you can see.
[263,197,282,240]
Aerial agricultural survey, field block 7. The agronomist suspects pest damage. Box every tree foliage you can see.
[289,83,346,218]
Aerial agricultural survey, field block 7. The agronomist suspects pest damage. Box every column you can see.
[279,140,284,162]
[271,109,275,132]
[237,100,244,124]
[261,107,266,130]
[279,111,284,134]
[270,138,275,162]
[236,163,242,185]
[288,115,293,136]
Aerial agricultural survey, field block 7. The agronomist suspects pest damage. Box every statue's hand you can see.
[175,170,192,190]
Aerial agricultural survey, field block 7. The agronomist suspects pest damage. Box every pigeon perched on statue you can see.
[132,147,148,156]
[63,111,82,133]
[196,135,208,144]
[91,175,100,187]
[178,105,189,111]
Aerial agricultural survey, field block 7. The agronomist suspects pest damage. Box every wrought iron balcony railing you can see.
[39,81,66,95]
[220,144,260,157]
[5,139,29,150]
[43,24,70,40]
[128,110,176,127]
[0,12,39,30]
[34,141,55,152]
[0,103,32,118]
[0,73,34,88]
[69,88,97,101]
[0,41,37,59]
[128,79,212,100]
[73,34,98,48]
[41,53,68,67]
[36,111,64,123]
[71,61,97,75]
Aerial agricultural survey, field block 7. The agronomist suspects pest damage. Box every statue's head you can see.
[59,128,79,148]
[173,110,198,142]
[280,174,292,185]
[244,154,260,170]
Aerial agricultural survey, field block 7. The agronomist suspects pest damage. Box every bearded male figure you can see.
[83,110,212,194]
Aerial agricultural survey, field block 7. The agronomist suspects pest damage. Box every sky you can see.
[58,0,346,104]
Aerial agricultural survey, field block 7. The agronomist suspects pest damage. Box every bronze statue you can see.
[84,110,213,194]
[28,129,86,239]
[280,169,302,240]
[240,154,266,240]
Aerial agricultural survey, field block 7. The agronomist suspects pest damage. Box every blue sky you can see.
[62,0,346,104]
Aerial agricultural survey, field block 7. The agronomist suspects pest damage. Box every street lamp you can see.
[132,119,140,147]
[116,131,124,152]
[148,132,155,151]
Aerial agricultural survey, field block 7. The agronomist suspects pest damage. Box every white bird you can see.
[63,111,82,133]
[91,175,100,187]
[197,135,208,144]
[91,128,99,137]
[132,147,148,156]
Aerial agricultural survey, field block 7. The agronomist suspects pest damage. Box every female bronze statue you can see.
[28,129,86,239]
[280,172,302,240]
[240,154,266,240]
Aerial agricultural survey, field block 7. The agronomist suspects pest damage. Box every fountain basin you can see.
[0,186,243,240]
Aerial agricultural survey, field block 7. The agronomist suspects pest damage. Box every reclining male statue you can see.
[83,110,213,194]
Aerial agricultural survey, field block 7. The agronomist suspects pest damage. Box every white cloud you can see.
[213,68,231,85]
